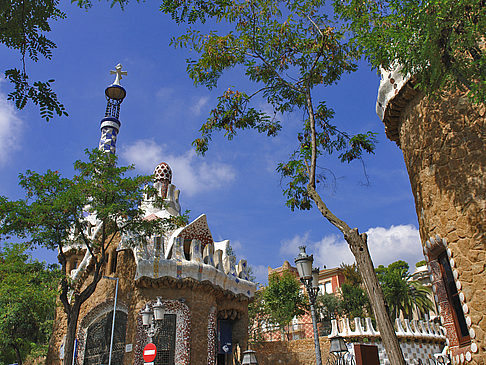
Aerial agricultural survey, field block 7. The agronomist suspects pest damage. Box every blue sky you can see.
[0,2,424,284]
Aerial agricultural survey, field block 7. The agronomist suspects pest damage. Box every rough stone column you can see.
[381,84,485,364]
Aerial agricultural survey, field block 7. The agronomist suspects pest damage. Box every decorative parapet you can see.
[134,236,256,298]
[329,317,446,342]
[375,66,419,145]
[330,317,447,365]
[128,211,256,298]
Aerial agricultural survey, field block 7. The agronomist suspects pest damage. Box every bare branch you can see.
[306,15,324,37]
[248,86,272,99]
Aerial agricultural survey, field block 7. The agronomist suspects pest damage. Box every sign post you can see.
[143,343,157,365]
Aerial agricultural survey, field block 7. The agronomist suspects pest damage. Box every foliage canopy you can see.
[0,148,185,365]
[0,243,60,365]
[1,0,68,121]
[161,0,377,214]
[262,270,306,339]
[334,0,486,104]
[376,261,433,319]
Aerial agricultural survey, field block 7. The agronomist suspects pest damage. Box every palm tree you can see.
[377,264,433,319]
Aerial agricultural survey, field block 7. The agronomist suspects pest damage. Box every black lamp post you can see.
[295,246,322,365]
[328,335,355,365]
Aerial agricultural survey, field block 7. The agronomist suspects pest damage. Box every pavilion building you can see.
[46,65,256,365]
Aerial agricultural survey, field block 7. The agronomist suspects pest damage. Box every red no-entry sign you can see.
[143,343,157,363]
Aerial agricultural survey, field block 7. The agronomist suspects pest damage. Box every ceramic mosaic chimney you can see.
[99,63,127,154]
[154,162,172,198]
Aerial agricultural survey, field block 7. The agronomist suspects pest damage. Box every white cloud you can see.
[121,139,236,196]
[314,234,355,269]
[0,91,22,167]
[121,139,163,171]
[279,232,310,258]
[230,240,243,256]
[155,87,175,100]
[155,88,210,118]
[252,264,270,285]
[191,96,209,116]
[366,224,423,268]
[279,225,423,270]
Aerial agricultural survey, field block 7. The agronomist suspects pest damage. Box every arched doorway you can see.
[83,310,127,365]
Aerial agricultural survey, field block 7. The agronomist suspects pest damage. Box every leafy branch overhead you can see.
[165,0,377,208]
[1,0,67,121]
[334,0,486,104]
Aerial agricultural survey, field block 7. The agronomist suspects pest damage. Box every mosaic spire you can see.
[154,162,172,199]
[99,63,127,154]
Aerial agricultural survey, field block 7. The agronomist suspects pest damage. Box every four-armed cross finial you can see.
[110,63,127,86]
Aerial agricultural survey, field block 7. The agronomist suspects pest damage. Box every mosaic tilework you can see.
[376,66,412,121]
[346,340,444,365]
[330,317,447,365]
[423,235,476,363]
[176,214,214,247]
[99,126,118,154]
[190,239,203,263]
[134,299,191,365]
[154,163,172,199]
[207,306,217,365]
[154,162,172,183]
[165,215,215,261]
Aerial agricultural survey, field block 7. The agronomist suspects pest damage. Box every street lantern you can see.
[141,299,167,342]
[241,349,258,364]
[328,335,355,365]
[329,336,348,353]
[295,246,313,279]
[153,297,165,321]
[141,304,153,326]
[295,246,322,365]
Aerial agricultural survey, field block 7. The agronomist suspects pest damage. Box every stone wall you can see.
[385,88,485,364]
[252,337,331,365]
[254,315,446,365]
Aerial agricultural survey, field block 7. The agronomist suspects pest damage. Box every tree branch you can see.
[305,89,317,188]
[307,185,351,233]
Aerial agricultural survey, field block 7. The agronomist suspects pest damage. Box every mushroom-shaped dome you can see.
[154,162,172,183]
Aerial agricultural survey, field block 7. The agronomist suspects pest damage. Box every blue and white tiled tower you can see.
[99,64,127,154]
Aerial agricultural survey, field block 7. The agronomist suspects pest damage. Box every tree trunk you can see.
[13,343,22,365]
[63,302,81,365]
[306,187,406,364]
[345,228,406,365]
[308,78,405,365]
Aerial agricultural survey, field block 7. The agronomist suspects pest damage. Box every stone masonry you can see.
[378,71,486,364]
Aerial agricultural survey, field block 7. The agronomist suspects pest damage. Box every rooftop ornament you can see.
[99,63,127,154]
[105,63,127,101]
